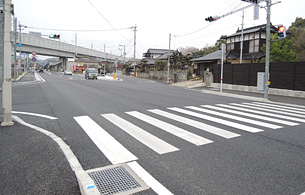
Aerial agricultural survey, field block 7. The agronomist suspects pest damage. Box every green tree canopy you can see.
[287,17,305,61]
[260,34,297,63]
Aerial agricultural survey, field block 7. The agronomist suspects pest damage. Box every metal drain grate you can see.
[87,164,149,195]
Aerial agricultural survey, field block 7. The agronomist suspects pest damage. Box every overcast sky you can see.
[12,0,305,59]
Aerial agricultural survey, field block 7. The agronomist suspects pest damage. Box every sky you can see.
[11,0,305,60]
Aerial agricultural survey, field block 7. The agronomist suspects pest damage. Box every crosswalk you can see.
[73,102,305,164]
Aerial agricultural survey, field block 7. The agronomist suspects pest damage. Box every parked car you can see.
[85,68,98,79]
[38,67,44,72]
[64,70,73,75]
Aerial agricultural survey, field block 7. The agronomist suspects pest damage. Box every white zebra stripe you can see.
[102,113,179,154]
[126,111,213,146]
[203,105,298,126]
[148,109,240,139]
[168,107,263,133]
[186,106,282,129]
[74,116,138,164]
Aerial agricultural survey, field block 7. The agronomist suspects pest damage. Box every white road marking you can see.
[148,109,240,139]
[252,102,305,113]
[127,161,173,195]
[102,113,179,154]
[168,107,263,133]
[12,116,100,194]
[126,111,213,146]
[242,103,305,119]
[12,111,58,120]
[74,116,138,164]
[229,103,305,123]
[204,105,298,126]
[186,106,282,129]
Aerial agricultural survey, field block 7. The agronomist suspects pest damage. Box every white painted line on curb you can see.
[12,116,100,195]
[12,111,58,120]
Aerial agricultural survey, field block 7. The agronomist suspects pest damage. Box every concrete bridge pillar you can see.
[60,57,67,71]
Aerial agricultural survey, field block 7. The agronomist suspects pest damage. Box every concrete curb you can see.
[210,83,305,98]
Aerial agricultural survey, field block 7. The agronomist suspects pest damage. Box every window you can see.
[235,36,240,42]
[244,34,249,40]
[250,33,255,39]
[227,43,234,51]
[249,39,260,53]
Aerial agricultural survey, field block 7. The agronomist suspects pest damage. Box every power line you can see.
[87,0,130,40]
[173,23,215,37]
[22,25,132,32]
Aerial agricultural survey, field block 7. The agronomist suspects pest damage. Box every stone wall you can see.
[137,70,188,83]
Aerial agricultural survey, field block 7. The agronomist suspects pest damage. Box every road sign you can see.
[32,51,37,56]
[18,43,22,47]
[32,57,37,62]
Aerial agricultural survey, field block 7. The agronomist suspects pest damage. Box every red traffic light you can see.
[205,16,217,22]
[278,26,286,38]
[278,26,285,32]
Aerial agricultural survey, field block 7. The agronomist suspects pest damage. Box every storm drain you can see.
[87,164,149,195]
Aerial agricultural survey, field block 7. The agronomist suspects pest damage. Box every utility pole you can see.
[119,45,126,63]
[264,0,271,100]
[133,25,137,76]
[13,16,17,80]
[0,0,4,123]
[1,0,14,126]
[167,33,171,83]
[240,10,244,63]
[18,21,22,73]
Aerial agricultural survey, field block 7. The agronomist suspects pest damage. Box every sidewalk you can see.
[171,80,305,107]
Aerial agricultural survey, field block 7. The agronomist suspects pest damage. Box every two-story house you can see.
[222,23,278,63]
[192,24,278,79]
[142,48,175,68]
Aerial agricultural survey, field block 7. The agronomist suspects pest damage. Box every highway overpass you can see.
[14,33,125,63]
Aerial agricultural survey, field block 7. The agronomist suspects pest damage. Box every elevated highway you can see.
[14,33,124,63]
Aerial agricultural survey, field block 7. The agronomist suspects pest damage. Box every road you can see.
[5,71,305,195]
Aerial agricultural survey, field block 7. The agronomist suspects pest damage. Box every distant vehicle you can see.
[64,70,73,75]
[85,68,98,79]
[38,67,44,73]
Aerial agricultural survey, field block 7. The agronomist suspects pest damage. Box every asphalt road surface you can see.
[5,71,305,195]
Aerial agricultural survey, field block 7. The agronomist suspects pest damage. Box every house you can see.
[192,24,278,81]
[222,23,278,63]
[142,48,175,68]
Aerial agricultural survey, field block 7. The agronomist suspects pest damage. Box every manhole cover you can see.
[87,163,149,195]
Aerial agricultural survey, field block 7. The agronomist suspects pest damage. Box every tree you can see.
[191,39,226,58]
[287,17,305,61]
[155,60,167,71]
[139,59,150,72]
[260,34,297,63]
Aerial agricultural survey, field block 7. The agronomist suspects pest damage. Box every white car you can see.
[64,70,73,75]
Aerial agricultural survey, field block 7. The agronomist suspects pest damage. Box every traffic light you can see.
[241,0,258,4]
[49,34,60,39]
[278,26,286,38]
[205,16,217,22]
